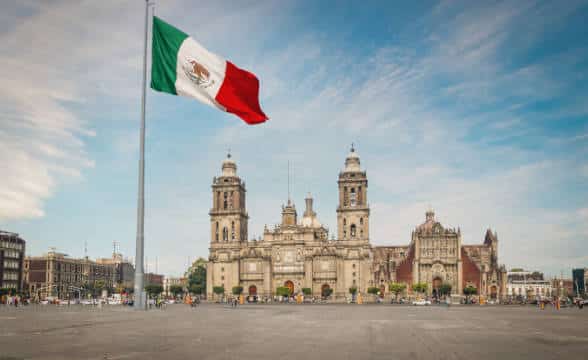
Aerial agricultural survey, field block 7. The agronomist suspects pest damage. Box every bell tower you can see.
[210,152,248,245]
[336,144,369,241]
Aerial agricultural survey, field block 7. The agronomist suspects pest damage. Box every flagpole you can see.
[134,0,152,310]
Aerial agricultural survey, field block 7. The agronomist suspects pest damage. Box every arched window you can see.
[215,222,219,242]
[343,230,347,239]
[358,186,362,205]
[229,191,234,209]
[223,227,228,241]
[231,221,235,240]
[343,218,347,226]
[223,192,228,209]
[359,217,363,225]
[350,188,356,206]
[216,191,221,209]
[343,187,348,206]
[350,224,356,238]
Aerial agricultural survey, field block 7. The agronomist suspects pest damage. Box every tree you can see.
[94,280,106,291]
[185,257,207,295]
[322,287,333,298]
[145,284,164,297]
[232,286,243,295]
[389,283,407,301]
[169,285,184,298]
[439,283,452,296]
[412,282,428,294]
[302,288,312,296]
[349,286,358,295]
[189,284,204,295]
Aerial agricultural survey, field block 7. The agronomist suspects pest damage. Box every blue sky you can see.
[1,0,587,277]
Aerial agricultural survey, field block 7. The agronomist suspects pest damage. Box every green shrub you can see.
[276,286,292,297]
[367,287,380,295]
[302,288,312,296]
[322,287,333,297]
[213,286,225,295]
[232,286,243,295]
[389,283,407,298]
[412,282,428,294]
[349,286,358,295]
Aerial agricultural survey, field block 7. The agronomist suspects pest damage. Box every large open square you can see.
[1,304,587,359]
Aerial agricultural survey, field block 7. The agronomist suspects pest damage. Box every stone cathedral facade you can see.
[206,147,506,300]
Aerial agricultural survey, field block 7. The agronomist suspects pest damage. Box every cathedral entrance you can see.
[321,284,331,298]
[284,281,295,296]
[490,285,497,300]
[249,285,257,296]
[432,277,442,299]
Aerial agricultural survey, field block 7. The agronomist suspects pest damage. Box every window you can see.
[231,221,235,241]
[358,186,362,205]
[359,218,363,225]
[343,230,347,239]
[343,218,346,226]
[223,227,228,241]
[352,272,356,277]
[352,264,356,269]
[215,222,219,242]
[343,187,348,206]
[350,188,356,206]
[229,191,234,209]
[223,192,228,209]
[350,224,356,238]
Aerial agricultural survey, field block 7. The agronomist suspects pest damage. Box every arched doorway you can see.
[284,281,294,296]
[379,285,386,297]
[432,277,442,298]
[490,285,497,300]
[249,285,257,296]
[321,284,331,298]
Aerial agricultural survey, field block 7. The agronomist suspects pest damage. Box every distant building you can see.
[144,272,164,287]
[572,268,587,296]
[551,278,574,298]
[96,253,135,290]
[25,251,116,299]
[506,270,553,299]
[0,231,26,292]
[163,277,187,296]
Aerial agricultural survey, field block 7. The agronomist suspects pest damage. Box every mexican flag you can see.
[150,17,268,125]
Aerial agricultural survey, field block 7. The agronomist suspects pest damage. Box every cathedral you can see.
[206,147,507,300]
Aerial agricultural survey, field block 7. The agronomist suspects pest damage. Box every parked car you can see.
[412,299,431,306]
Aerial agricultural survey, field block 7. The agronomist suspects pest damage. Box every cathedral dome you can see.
[344,144,361,172]
[416,209,443,232]
[221,151,237,177]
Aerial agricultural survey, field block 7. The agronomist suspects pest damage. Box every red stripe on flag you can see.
[215,61,268,125]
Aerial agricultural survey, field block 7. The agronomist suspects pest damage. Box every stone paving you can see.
[1,303,587,359]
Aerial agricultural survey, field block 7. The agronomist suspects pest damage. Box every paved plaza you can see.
[1,304,587,359]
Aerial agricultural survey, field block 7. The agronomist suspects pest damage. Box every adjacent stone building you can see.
[207,147,507,300]
[25,251,118,299]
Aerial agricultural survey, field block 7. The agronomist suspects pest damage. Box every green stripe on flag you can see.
[150,16,189,95]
